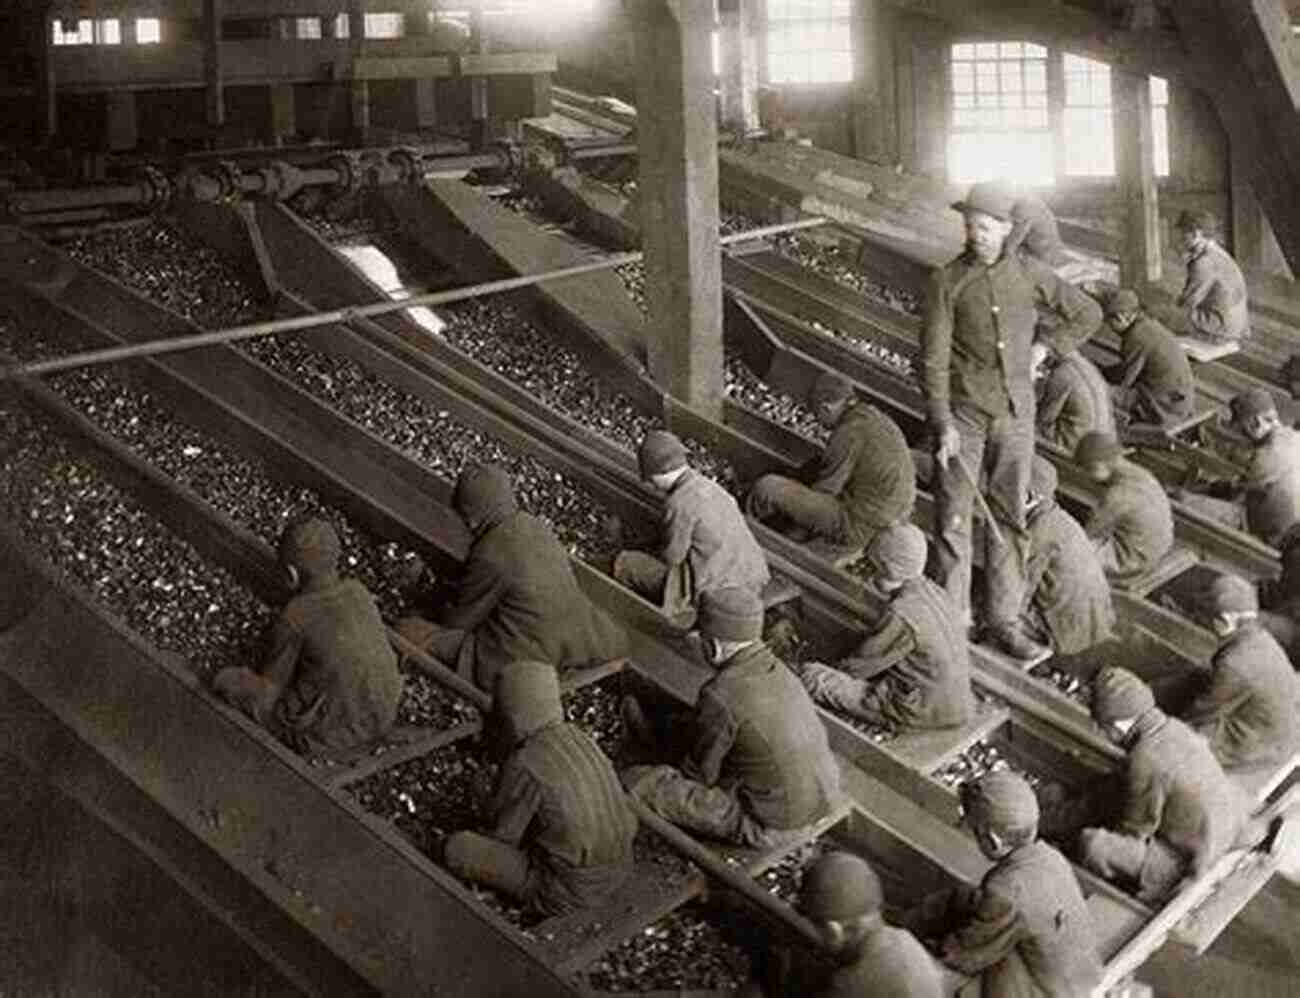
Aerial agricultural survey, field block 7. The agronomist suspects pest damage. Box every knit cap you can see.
[1174,208,1217,235]
[1106,289,1141,317]
[1092,667,1155,724]
[453,464,517,525]
[495,660,562,741]
[638,430,688,480]
[278,518,341,576]
[809,371,855,407]
[1029,456,1058,500]
[1210,573,1258,615]
[800,852,883,921]
[1074,431,1122,467]
[961,770,1040,837]
[1229,389,1276,424]
[951,180,1016,221]
[867,524,928,580]
[698,587,765,643]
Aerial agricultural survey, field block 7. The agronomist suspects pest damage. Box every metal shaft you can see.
[1,217,828,381]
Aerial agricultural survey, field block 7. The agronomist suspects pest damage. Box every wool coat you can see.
[1084,459,1174,579]
[1240,425,1300,547]
[753,924,945,998]
[1108,315,1195,426]
[1037,351,1116,453]
[1023,499,1114,655]
[1178,241,1249,341]
[811,401,917,547]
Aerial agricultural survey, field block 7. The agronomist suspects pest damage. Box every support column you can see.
[348,0,369,143]
[851,0,896,161]
[104,92,138,151]
[33,8,57,142]
[1230,137,1266,271]
[718,0,758,136]
[1047,47,1066,186]
[1113,70,1161,290]
[203,0,224,129]
[468,4,489,150]
[269,84,296,145]
[633,0,724,420]
[414,78,438,130]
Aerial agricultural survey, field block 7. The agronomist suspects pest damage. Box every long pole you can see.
[0,217,828,382]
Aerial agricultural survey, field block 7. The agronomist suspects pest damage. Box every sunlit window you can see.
[1063,53,1114,177]
[296,17,322,40]
[364,13,404,39]
[765,0,853,85]
[52,18,94,45]
[332,13,350,37]
[948,42,1053,186]
[1150,76,1170,178]
[98,19,121,44]
[136,18,162,45]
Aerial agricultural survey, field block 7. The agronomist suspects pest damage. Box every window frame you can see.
[763,0,854,87]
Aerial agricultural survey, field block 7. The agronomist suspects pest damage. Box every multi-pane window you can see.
[765,0,853,85]
[948,42,1052,185]
[52,18,94,45]
[136,18,162,44]
[1063,53,1114,176]
[363,13,405,39]
[296,17,323,40]
[1150,76,1170,178]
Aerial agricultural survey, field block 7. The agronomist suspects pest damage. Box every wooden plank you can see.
[894,700,1010,773]
[1179,338,1242,364]
[1111,546,1200,596]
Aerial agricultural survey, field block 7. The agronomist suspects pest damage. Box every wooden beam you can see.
[1113,67,1162,289]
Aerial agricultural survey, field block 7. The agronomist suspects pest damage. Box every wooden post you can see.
[1047,46,1066,186]
[1113,69,1161,290]
[34,6,57,142]
[1230,137,1265,271]
[469,1,489,150]
[852,0,896,161]
[204,0,224,129]
[718,0,759,136]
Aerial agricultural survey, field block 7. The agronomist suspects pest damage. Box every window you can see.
[1151,75,1170,178]
[1063,53,1114,177]
[947,42,1053,186]
[52,18,94,45]
[97,19,121,44]
[296,17,322,40]
[135,18,162,44]
[364,13,405,38]
[333,13,350,38]
[765,0,853,85]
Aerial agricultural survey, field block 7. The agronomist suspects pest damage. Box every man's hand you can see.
[936,424,962,470]
[1030,340,1050,381]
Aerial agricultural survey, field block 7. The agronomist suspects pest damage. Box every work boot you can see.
[989,621,1050,662]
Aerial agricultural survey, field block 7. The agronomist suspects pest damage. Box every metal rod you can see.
[627,796,828,952]
[387,630,493,712]
[954,453,1004,546]
[1,217,829,381]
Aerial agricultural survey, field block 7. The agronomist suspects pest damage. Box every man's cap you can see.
[1074,432,1123,467]
[1029,455,1058,499]
[951,180,1016,222]
[698,586,765,643]
[279,518,341,576]
[961,770,1040,837]
[1092,666,1156,724]
[1106,289,1141,318]
[495,660,562,740]
[1229,389,1277,424]
[1174,208,1218,234]
[454,463,517,524]
[809,371,855,407]
[1211,573,1258,615]
[867,523,928,580]
[638,430,688,480]
[800,852,883,921]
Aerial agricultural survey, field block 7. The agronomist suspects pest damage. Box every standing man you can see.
[923,180,1102,659]
[1102,288,1196,429]
[1171,209,1250,343]
[748,371,915,566]
[614,430,769,624]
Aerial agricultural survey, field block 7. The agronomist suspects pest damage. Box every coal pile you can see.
[931,740,1042,790]
[1029,663,1094,709]
[62,221,268,331]
[563,676,627,764]
[724,356,830,444]
[806,316,916,377]
[0,396,269,676]
[396,672,481,730]
[582,903,752,993]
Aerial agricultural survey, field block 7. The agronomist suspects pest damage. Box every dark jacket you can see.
[1024,499,1114,655]
[1184,621,1298,770]
[1119,708,1249,877]
[942,841,1102,998]
[1084,459,1174,578]
[440,509,627,689]
[685,643,841,830]
[660,468,769,610]
[1241,425,1300,547]
[1108,315,1195,426]
[489,721,637,913]
[1037,351,1116,453]
[263,578,402,754]
[1178,241,1249,342]
[813,401,916,547]
[922,249,1101,427]
[838,576,973,728]
[755,923,944,998]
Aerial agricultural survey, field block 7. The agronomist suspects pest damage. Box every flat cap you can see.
[638,430,688,479]
[809,370,855,407]
[1074,431,1123,467]
[951,180,1016,222]
[800,852,883,921]
[867,523,928,580]
[961,770,1040,836]
[1229,389,1277,424]
[279,518,340,576]
[1174,208,1218,234]
[454,463,517,524]
[1092,666,1155,724]
[1210,573,1258,615]
[698,586,765,643]
[1106,289,1141,317]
